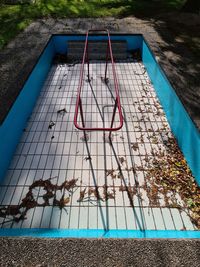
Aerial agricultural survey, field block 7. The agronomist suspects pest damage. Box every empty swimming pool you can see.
[0,34,199,238]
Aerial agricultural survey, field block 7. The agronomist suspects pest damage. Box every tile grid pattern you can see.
[0,60,196,231]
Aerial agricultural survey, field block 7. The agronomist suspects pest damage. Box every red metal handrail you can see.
[74,29,123,133]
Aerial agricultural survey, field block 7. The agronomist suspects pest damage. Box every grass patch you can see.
[0,0,185,49]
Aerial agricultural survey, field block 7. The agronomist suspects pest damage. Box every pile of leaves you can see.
[0,178,77,224]
[142,137,200,228]
[77,184,116,204]
[105,134,200,228]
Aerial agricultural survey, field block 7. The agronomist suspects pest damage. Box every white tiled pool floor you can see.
[0,59,197,231]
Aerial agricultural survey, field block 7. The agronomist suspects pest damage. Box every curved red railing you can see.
[74,29,123,132]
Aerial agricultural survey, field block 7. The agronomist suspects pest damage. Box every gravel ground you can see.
[0,237,200,267]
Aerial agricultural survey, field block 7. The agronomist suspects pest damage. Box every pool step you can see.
[67,40,127,60]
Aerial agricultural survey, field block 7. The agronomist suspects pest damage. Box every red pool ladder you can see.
[74,29,123,138]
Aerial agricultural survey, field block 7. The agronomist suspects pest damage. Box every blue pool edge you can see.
[0,228,199,239]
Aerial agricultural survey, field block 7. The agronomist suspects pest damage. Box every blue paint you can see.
[142,40,200,186]
[0,34,199,238]
[0,228,199,239]
[0,38,55,182]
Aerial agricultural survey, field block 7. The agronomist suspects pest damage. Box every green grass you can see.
[0,0,185,49]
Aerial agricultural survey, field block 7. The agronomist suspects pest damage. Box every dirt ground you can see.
[155,12,200,58]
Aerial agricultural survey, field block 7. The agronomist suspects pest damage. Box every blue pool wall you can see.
[142,40,200,185]
[0,34,199,185]
[0,38,55,182]
[53,34,143,54]
[0,228,199,239]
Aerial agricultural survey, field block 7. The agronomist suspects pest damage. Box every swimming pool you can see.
[0,34,199,238]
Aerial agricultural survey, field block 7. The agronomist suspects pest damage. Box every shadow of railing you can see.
[83,130,109,233]
[102,104,146,232]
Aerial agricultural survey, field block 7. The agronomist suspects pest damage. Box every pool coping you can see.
[0,18,200,132]
[0,229,199,239]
